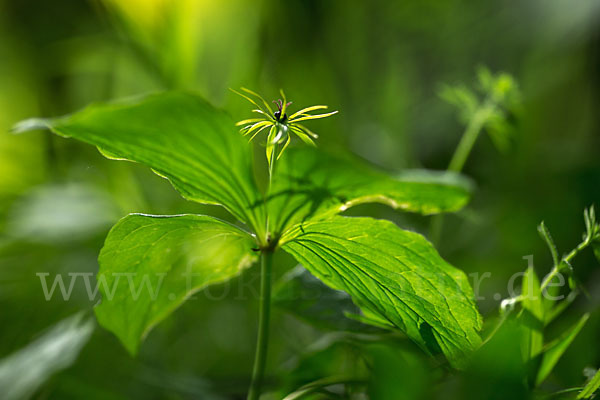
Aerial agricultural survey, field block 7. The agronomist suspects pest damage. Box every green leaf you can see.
[520,266,544,361]
[280,216,482,368]
[268,147,472,235]
[6,183,120,243]
[578,368,600,399]
[273,265,382,333]
[0,313,94,400]
[536,313,589,386]
[13,92,266,238]
[94,213,257,354]
[538,222,559,268]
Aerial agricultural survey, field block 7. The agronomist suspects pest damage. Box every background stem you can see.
[247,250,273,400]
[430,101,494,244]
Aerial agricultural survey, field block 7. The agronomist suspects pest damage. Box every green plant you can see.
[14,90,482,398]
[493,207,600,396]
[430,67,520,243]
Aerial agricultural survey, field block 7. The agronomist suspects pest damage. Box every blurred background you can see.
[0,0,599,398]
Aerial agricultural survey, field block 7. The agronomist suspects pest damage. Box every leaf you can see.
[283,375,366,400]
[578,368,600,399]
[536,313,589,386]
[0,313,94,400]
[6,183,120,243]
[538,222,559,268]
[519,266,544,361]
[439,84,479,123]
[94,213,257,354]
[280,216,482,369]
[593,242,600,265]
[267,147,472,235]
[13,92,266,238]
[273,265,381,333]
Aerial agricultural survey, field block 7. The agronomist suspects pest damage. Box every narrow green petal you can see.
[289,110,338,123]
[266,126,277,170]
[230,88,268,115]
[295,124,319,139]
[280,89,288,116]
[277,134,291,160]
[248,123,271,141]
[252,109,274,119]
[242,120,272,136]
[241,87,274,115]
[236,118,264,126]
[288,105,328,120]
[290,126,316,146]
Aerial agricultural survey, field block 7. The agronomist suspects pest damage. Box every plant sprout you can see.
[231,88,338,175]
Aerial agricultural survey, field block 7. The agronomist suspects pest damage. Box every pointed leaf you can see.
[536,313,589,385]
[268,147,472,235]
[94,214,257,354]
[13,92,266,238]
[538,222,559,267]
[519,266,544,362]
[578,368,600,399]
[280,216,482,368]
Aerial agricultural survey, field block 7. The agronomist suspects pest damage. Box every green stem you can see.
[540,235,595,291]
[247,250,273,400]
[447,104,492,173]
[430,101,495,244]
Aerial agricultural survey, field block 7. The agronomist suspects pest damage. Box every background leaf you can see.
[593,243,600,265]
[13,92,267,238]
[519,266,544,362]
[578,368,600,399]
[268,147,471,235]
[273,265,382,333]
[280,216,482,368]
[536,313,589,386]
[0,313,94,400]
[94,213,257,354]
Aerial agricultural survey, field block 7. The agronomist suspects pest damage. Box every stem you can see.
[247,130,281,399]
[247,250,273,400]
[447,104,492,173]
[540,235,595,291]
[430,100,495,244]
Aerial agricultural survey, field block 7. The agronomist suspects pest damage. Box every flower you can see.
[231,88,337,170]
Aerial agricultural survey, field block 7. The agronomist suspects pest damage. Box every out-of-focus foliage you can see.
[1,0,600,398]
[0,313,94,400]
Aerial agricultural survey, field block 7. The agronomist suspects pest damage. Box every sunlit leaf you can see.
[280,216,482,368]
[13,92,267,238]
[94,213,257,354]
[267,147,472,235]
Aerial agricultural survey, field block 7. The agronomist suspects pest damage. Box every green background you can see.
[0,0,599,398]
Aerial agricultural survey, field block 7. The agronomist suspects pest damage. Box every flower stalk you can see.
[234,88,337,400]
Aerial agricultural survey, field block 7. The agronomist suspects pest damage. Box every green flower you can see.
[231,88,337,171]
